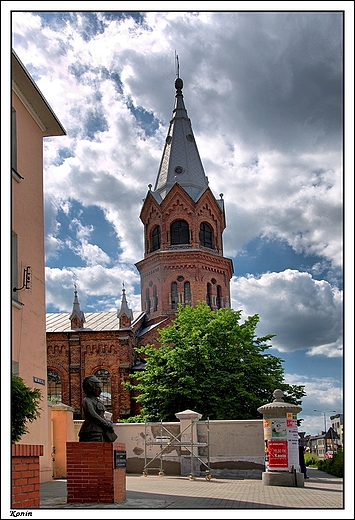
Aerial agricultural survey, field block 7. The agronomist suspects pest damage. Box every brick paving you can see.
[37,467,347,511]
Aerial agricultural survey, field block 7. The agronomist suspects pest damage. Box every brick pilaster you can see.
[66,442,126,503]
[12,444,43,509]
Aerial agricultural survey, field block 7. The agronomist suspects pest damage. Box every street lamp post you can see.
[314,409,337,434]
[314,410,336,455]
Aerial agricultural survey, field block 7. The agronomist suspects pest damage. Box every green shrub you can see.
[304,452,319,467]
[11,374,42,443]
[117,414,147,423]
[317,449,343,477]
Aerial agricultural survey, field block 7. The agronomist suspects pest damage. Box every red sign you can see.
[268,440,288,469]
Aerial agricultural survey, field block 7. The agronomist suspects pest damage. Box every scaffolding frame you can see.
[143,418,211,480]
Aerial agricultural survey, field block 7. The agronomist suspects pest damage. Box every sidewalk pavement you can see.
[40,467,344,510]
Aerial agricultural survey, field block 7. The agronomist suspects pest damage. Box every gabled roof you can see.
[12,49,66,137]
[153,77,209,202]
[325,427,340,440]
[46,311,145,332]
[136,318,169,338]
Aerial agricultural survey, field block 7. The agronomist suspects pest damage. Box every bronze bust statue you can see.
[78,375,117,442]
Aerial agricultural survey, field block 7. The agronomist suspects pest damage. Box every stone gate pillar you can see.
[51,402,76,478]
[175,409,202,478]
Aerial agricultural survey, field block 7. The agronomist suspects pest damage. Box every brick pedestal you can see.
[66,442,126,503]
[12,444,44,508]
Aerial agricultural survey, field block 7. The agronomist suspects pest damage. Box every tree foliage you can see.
[317,448,343,477]
[124,302,306,421]
[11,374,42,443]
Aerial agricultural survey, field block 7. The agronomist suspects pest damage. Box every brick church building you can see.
[46,76,234,421]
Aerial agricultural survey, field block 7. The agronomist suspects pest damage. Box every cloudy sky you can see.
[6,5,351,438]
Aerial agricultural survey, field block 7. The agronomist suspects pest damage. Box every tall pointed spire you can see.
[153,76,209,202]
[69,285,85,329]
[135,66,234,325]
[117,283,133,328]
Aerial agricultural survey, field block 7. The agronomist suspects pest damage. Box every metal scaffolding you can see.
[143,418,211,480]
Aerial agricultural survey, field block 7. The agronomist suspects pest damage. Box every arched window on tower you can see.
[216,285,222,309]
[47,369,62,403]
[151,225,161,251]
[184,281,191,305]
[95,369,111,413]
[153,285,158,311]
[206,283,212,308]
[171,282,178,309]
[145,288,151,313]
[170,220,190,245]
[199,222,213,249]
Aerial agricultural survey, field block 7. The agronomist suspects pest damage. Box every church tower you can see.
[135,76,233,327]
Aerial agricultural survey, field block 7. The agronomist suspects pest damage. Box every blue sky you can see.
[5,5,352,439]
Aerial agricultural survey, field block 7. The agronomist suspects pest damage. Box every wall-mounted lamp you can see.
[13,266,31,292]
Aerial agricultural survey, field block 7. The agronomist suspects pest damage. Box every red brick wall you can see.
[66,442,126,503]
[136,184,233,325]
[47,330,137,421]
[12,444,43,509]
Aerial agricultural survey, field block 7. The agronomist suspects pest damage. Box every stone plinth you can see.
[66,442,126,503]
[262,471,304,487]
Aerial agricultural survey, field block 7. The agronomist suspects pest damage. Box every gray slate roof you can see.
[46,311,144,332]
[153,77,209,202]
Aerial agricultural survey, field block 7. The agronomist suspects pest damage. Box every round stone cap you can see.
[257,389,302,415]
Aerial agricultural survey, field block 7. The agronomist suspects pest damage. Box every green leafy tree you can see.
[12,374,42,443]
[124,302,306,421]
[317,448,343,477]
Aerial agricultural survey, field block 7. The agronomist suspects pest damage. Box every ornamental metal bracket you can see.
[13,266,31,292]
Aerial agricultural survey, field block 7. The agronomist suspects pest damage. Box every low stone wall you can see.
[205,420,265,478]
[72,418,264,479]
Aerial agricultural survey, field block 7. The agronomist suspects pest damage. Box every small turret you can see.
[117,283,133,329]
[69,285,85,329]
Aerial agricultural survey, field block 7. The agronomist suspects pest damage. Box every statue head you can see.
[82,375,102,396]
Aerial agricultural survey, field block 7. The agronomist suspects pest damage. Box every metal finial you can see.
[175,51,180,78]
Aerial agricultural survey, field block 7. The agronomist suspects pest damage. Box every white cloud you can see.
[12,12,343,272]
[285,371,343,435]
[10,11,344,365]
[231,269,343,355]
[45,264,140,312]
